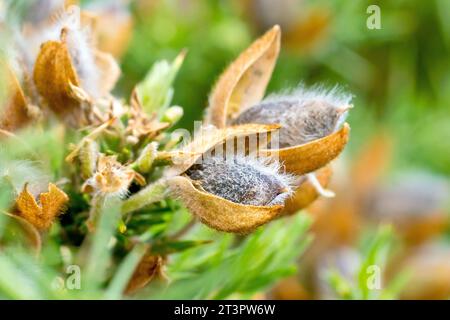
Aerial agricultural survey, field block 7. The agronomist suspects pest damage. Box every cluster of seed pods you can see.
[166,25,352,233]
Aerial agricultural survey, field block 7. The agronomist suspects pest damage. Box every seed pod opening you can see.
[168,172,289,234]
[165,123,292,233]
[231,87,352,176]
[231,86,352,148]
[164,123,280,177]
[204,24,352,177]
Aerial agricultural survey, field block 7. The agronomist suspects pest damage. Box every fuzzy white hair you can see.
[0,159,50,195]
[232,84,354,148]
[263,84,353,111]
[234,155,299,191]
[186,155,297,206]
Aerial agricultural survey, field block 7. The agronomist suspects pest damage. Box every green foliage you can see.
[0,186,311,300]
[148,212,312,299]
[326,225,409,300]
[120,0,251,129]
[135,52,185,115]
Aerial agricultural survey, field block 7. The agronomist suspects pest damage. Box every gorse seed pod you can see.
[232,86,353,148]
[185,156,294,206]
[25,5,98,94]
[32,5,120,126]
[205,26,351,179]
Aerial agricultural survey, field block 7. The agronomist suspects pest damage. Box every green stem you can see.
[86,193,106,232]
[121,179,168,215]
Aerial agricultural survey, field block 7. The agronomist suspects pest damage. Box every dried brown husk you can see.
[260,123,350,175]
[0,64,34,131]
[15,183,69,231]
[168,176,284,233]
[165,123,287,233]
[125,254,165,295]
[206,25,281,128]
[168,25,349,232]
[33,37,85,125]
[204,25,350,176]
[283,166,333,215]
[33,30,120,126]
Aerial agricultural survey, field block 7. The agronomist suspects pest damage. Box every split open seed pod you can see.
[164,123,280,177]
[168,176,284,234]
[33,20,120,126]
[165,124,288,233]
[33,35,85,125]
[207,25,281,128]
[205,25,350,176]
[282,165,333,215]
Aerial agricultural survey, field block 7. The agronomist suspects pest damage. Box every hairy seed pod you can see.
[185,156,293,206]
[205,26,351,179]
[232,86,352,148]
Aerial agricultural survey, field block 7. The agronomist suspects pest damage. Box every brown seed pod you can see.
[32,7,121,127]
[205,25,351,177]
[33,36,84,125]
[165,124,291,233]
[165,123,280,177]
[167,25,351,232]
[260,123,350,175]
[283,165,333,215]
[206,25,281,128]
[167,176,284,233]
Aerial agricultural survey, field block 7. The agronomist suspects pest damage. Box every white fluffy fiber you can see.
[232,84,354,147]
[263,84,353,112]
